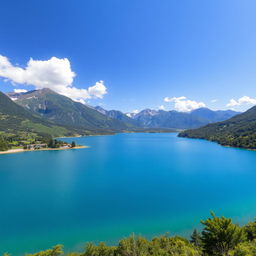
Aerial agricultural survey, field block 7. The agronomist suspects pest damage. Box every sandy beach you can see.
[0,146,87,155]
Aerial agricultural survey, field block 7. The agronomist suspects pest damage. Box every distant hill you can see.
[190,108,239,123]
[179,105,256,149]
[126,108,239,129]
[0,91,69,139]
[95,106,139,128]
[11,89,132,134]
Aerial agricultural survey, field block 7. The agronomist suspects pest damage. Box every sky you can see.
[0,0,256,113]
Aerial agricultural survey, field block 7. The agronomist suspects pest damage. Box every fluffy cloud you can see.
[226,96,256,107]
[0,55,107,102]
[164,96,206,112]
[158,105,165,110]
[14,89,28,93]
[211,99,218,103]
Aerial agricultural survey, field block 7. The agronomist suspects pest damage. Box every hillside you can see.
[12,89,134,134]
[179,105,256,149]
[0,91,70,147]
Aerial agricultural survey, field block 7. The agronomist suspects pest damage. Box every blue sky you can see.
[0,0,256,112]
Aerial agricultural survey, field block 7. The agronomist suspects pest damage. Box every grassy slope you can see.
[0,91,69,138]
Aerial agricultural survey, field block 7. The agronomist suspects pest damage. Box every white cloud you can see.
[164,96,206,112]
[0,55,107,103]
[88,80,107,99]
[158,105,165,110]
[126,109,139,117]
[211,99,218,103]
[14,89,28,93]
[226,96,256,107]
[164,96,186,102]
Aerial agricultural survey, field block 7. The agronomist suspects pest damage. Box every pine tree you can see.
[201,212,245,256]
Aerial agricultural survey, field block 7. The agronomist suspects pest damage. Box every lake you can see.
[1,133,256,255]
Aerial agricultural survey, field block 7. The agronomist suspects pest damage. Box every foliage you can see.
[229,240,256,256]
[190,229,202,248]
[243,219,256,241]
[0,136,9,151]
[26,245,63,256]
[81,242,116,256]
[47,139,68,148]
[5,213,256,256]
[201,212,245,256]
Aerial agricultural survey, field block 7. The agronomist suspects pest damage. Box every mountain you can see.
[95,106,139,127]
[128,108,239,129]
[179,105,256,149]
[190,108,239,123]
[11,89,132,134]
[0,91,69,139]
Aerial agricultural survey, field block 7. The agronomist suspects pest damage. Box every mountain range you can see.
[0,88,242,143]
[179,105,256,149]
[95,106,239,130]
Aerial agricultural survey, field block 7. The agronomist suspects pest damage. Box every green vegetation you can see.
[6,213,256,256]
[179,105,256,149]
[0,91,85,151]
[0,137,8,151]
[47,139,69,148]
[0,91,75,151]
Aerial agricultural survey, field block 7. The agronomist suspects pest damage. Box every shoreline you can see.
[0,146,87,155]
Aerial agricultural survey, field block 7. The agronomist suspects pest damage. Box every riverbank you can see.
[0,145,87,155]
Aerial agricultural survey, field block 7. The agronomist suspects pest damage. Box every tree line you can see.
[5,212,256,256]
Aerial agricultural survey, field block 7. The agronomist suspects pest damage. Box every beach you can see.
[0,146,87,155]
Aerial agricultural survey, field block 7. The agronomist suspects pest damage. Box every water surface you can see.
[1,133,256,255]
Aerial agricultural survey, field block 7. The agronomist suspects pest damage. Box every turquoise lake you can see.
[1,133,256,255]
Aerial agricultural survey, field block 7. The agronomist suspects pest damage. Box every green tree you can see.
[243,219,256,241]
[117,235,150,256]
[230,240,256,256]
[71,141,76,148]
[82,242,116,256]
[0,137,8,151]
[26,245,63,256]
[190,229,202,247]
[201,212,245,256]
[151,235,201,256]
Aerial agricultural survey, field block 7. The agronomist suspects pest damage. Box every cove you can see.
[1,133,256,255]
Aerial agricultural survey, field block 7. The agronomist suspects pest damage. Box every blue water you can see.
[1,133,256,255]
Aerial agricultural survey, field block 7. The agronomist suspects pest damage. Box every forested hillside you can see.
[0,91,70,149]
[179,105,256,149]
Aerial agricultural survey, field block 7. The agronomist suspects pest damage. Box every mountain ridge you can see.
[0,91,70,140]
[112,107,240,129]
[11,89,135,134]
